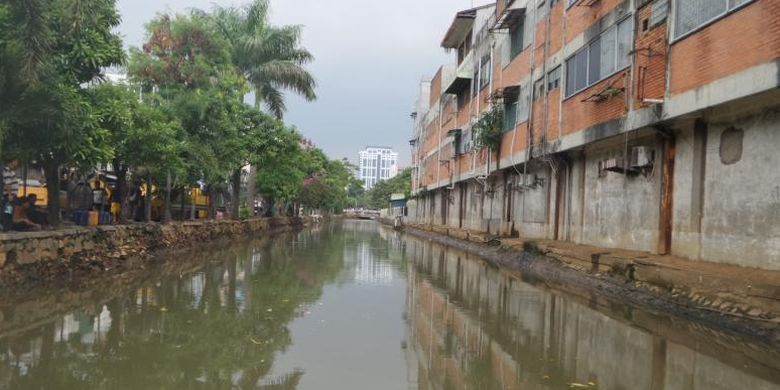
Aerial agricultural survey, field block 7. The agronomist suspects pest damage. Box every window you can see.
[565,17,633,97]
[509,20,525,59]
[459,129,473,154]
[516,86,530,122]
[617,19,632,69]
[533,78,545,100]
[536,1,548,23]
[547,66,561,90]
[565,48,587,96]
[457,87,470,110]
[675,0,751,39]
[503,93,518,132]
[478,55,492,90]
[472,70,479,96]
[650,0,669,27]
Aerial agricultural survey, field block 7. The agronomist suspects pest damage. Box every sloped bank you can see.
[388,221,780,346]
[0,217,313,290]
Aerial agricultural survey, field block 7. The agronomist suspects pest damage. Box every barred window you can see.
[479,55,492,89]
[503,93,518,132]
[547,66,561,91]
[565,17,633,97]
[675,0,751,39]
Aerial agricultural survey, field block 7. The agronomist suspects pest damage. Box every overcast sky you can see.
[116,0,492,166]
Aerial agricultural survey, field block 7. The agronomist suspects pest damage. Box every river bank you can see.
[0,217,315,292]
[387,220,780,346]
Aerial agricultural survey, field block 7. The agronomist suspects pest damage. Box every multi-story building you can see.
[359,146,399,190]
[409,0,780,271]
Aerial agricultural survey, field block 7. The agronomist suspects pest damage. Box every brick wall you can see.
[561,70,629,135]
[564,0,625,42]
[669,0,780,94]
[634,3,667,108]
[430,67,443,107]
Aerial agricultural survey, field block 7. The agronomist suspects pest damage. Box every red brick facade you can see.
[413,0,779,190]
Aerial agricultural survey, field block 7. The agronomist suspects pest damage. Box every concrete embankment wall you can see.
[0,217,312,285]
[388,222,779,346]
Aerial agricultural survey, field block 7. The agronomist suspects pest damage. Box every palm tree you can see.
[212,0,317,218]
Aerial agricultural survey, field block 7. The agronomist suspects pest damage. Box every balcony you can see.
[443,51,474,96]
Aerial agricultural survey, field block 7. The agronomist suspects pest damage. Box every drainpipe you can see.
[525,7,538,185]
[486,44,495,179]
[436,97,444,187]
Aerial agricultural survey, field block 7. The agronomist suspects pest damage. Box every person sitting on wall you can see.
[110,185,121,223]
[1,193,12,231]
[25,194,49,227]
[12,198,41,231]
[92,181,107,212]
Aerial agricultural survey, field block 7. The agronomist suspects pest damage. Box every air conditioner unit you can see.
[630,146,654,168]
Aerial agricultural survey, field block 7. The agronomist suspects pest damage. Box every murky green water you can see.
[0,220,778,389]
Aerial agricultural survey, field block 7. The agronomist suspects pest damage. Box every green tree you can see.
[365,167,412,209]
[255,129,306,216]
[2,0,124,225]
[298,157,357,214]
[211,0,316,117]
[89,83,137,222]
[211,0,317,214]
[129,11,248,219]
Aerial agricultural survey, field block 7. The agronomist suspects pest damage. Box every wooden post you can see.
[658,132,676,255]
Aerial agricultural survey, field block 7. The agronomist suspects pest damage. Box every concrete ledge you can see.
[395,222,780,345]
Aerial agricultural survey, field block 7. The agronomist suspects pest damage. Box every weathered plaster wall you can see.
[516,166,550,239]
[580,137,662,252]
[698,112,780,270]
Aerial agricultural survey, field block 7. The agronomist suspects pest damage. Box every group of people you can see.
[1,193,48,232]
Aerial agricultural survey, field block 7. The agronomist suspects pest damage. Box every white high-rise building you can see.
[359,146,399,190]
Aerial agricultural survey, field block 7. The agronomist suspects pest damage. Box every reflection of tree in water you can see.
[0,228,347,390]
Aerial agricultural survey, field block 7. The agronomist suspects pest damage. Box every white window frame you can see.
[671,0,754,42]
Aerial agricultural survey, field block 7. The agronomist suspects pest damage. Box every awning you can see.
[494,7,526,30]
[491,85,520,100]
[441,10,476,49]
[443,60,474,95]
[441,3,495,49]
[444,75,472,95]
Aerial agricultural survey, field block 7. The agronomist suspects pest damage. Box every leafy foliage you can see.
[364,168,412,209]
[0,0,124,224]
[473,105,504,151]
[211,0,316,118]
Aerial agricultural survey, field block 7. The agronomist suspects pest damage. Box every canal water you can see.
[0,220,778,389]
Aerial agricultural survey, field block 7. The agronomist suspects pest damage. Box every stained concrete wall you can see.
[405,107,779,270]
[671,110,780,270]
[580,136,662,252]
[515,165,550,239]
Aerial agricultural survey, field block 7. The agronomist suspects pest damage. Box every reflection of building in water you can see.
[351,241,396,286]
[405,238,780,390]
[377,225,406,252]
